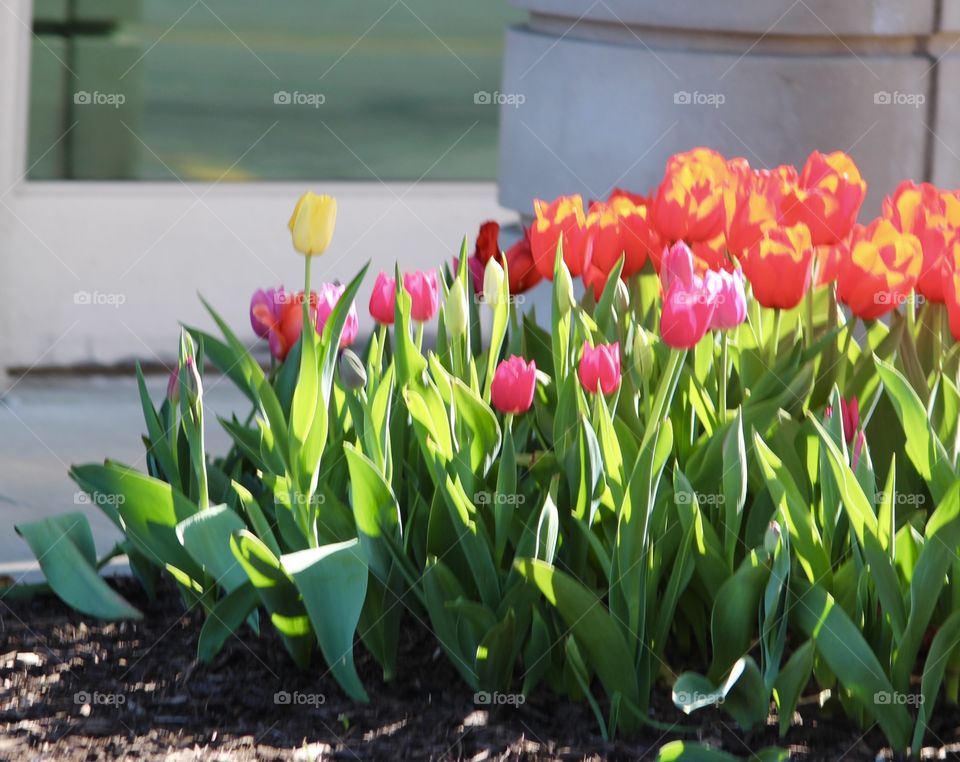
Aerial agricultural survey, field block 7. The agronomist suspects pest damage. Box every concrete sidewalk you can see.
[0,375,248,579]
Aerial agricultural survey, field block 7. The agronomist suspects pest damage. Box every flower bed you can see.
[13,149,960,758]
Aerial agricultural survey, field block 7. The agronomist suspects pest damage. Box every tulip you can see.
[836,218,922,320]
[529,195,592,280]
[166,357,198,404]
[659,242,721,349]
[250,286,286,338]
[288,192,337,256]
[947,258,960,342]
[586,195,661,279]
[315,282,359,348]
[724,167,795,258]
[445,278,468,337]
[632,328,655,383]
[711,268,747,330]
[403,270,440,322]
[763,521,782,555]
[475,220,500,264]
[502,230,543,294]
[483,258,505,306]
[882,181,958,303]
[490,356,537,414]
[652,148,730,244]
[369,271,396,325]
[781,151,866,246]
[739,223,814,310]
[852,430,865,470]
[825,395,859,445]
[578,341,621,395]
[267,291,317,361]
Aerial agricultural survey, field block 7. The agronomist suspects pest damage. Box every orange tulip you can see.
[781,151,866,246]
[882,181,958,303]
[739,223,815,309]
[652,148,730,243]
[836,218,922,320]
[530,195,591,280]
[946,250,960,341]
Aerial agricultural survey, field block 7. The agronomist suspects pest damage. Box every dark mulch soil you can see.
[1,578,959,761]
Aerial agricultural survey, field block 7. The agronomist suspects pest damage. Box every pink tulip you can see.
[403,270,440,322]
[315,282,359,349]
[490,356,537,414]
[369,271,396,325]
[710,269,747,330]
[659,242,720,349]
[578,341,621,395]
[825,395,859,446]
[250,287,286,338]
[852,430,865,469]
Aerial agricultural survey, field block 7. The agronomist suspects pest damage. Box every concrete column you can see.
[498,0,956,217]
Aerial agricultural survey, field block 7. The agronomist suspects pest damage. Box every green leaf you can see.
[656,741,788,762]
[176,504,248,593]
[534,493,559,565]
[773,640,814,736]
[230,530,313,668]
[912,610,960,753]
[282,540,369,702]
[722,409,747,566]
[344,442,401,580]
[451,377,501,475]
[791,578,912,749]
[708,561,769,681]
[515,559,641,720]
[197,582,259,663]
[15,513,142,620]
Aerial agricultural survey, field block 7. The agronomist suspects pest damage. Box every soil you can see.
[1,578,958,761]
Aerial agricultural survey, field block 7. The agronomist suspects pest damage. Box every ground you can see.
[3,577,958,761]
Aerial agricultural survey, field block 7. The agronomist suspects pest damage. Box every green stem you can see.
[718,331,728,417]
[769,309,783,367]
[303,255,313,327]
[806,287,816,345]
[415,321,424,351]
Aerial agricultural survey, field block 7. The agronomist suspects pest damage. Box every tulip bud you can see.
[614,278,630,314]
[764,521,782,555]
[445,278,468,337]
[483,257,505,306]
[632,328,654,383]
[556,260,575,317]
[339,348,367,391]
[168,357,202,406]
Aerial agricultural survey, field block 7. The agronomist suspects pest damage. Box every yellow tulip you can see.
[288,192,337,256]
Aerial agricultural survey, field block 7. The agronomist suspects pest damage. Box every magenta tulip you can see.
[578,341,621,395]
[710,269,747,330]
[315,282,359,348]
[659,242,720,349]
[250,286,286,338]
[369,271,396,325]
[490,356,537,414]
[403,270,440,322]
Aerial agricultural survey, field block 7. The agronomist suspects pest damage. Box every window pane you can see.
[27,0,523,181]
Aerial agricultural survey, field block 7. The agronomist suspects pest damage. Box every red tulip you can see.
[475,220,500,264]
[652,148,730,244]
[369,271,396,325]
[403,270,440,322]
[882,181,958,303]
[836,218,922,320]
[781,151,866,246]
[530,195,592,280]
[578,341,621,395]
[503,230,543,294]
[739,223,815,310]
[267,291,317,361]
[947,255,960,341]
[490,356,537,414]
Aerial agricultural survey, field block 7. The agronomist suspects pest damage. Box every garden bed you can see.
[0,577,954,761]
